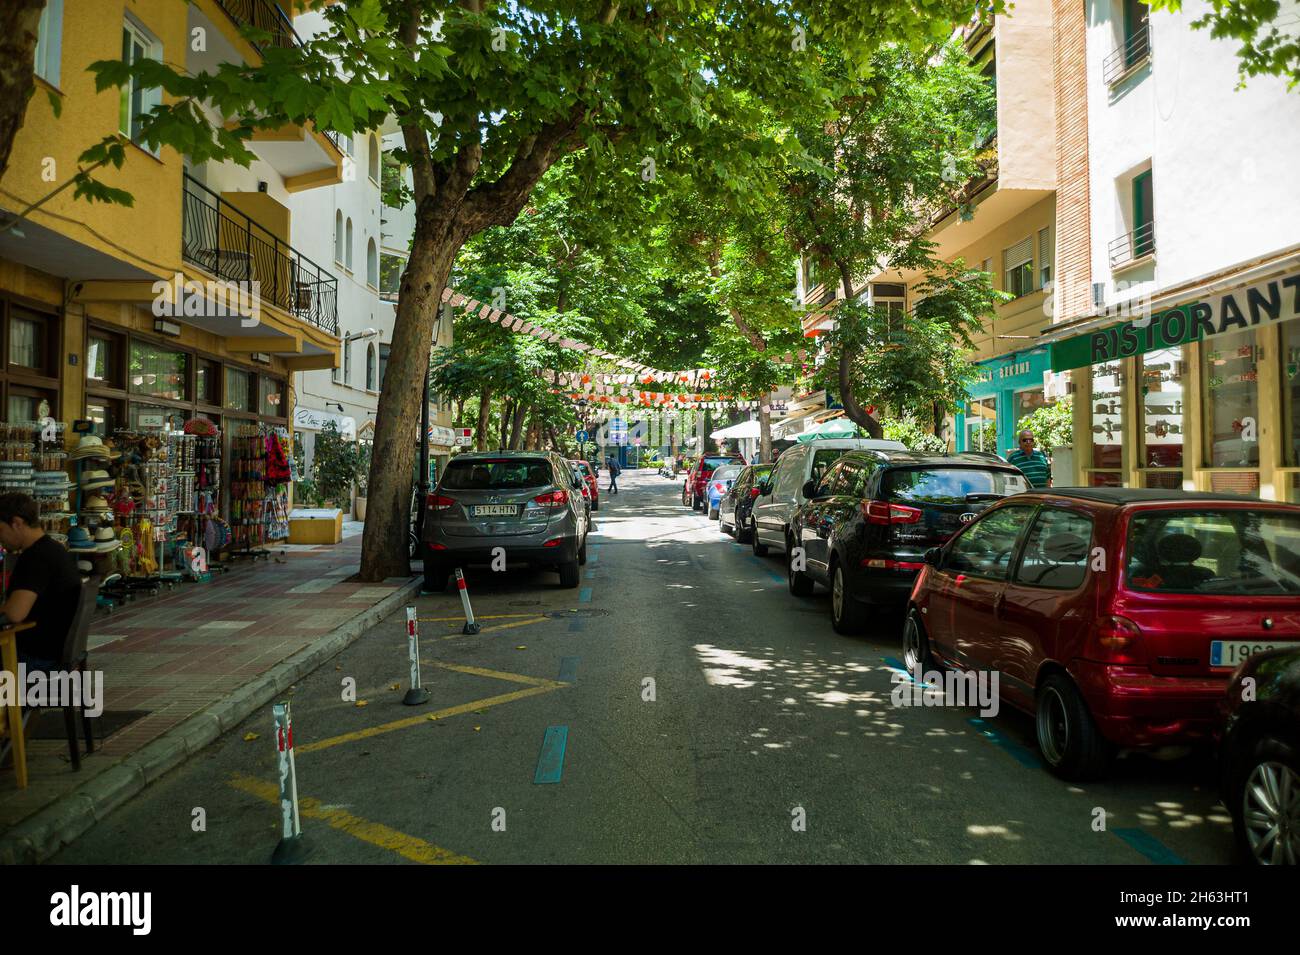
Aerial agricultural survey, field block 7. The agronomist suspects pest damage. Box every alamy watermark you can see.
[151,271,261,327]
[0,665,104,717]
[890,662,1000,718]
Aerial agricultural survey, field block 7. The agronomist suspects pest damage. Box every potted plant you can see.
[312,421,362,514]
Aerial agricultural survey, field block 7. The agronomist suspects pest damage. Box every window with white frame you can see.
[345,218,354,271]
[366,238,378,288]
[1003,236,1034,298]
[120,17,162,149]
[34,0,63,86]
[334,210,344,265]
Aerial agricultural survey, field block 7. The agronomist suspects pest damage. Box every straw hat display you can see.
[79,469,115,491]
[68,435,119,462]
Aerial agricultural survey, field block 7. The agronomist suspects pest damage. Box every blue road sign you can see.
[576,430,589,443]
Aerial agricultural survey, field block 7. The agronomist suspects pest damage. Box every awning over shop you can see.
[710,420,761,440]
[794,415,861,442]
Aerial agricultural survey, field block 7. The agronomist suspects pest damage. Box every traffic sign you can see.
[576,430,589,443]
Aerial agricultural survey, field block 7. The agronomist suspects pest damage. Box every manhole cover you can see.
[542,608,610,619]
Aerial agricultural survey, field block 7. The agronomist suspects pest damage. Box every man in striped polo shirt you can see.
[1008,429,1051,488]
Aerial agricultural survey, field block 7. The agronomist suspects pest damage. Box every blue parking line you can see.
[585,569,596,579]
[578,587,593,603]
[568,617,586,633]
[1113,827,1186,865]
[558,656,580,683]
[534,726,568,784]
[748,555,785,585]
[882,656,914,678]
[967,717,1043,769]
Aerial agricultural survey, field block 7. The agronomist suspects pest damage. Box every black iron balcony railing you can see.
[182,173,339,336]
[1109,220,1156,269]
[1103,21,1151,85]
[213,0,301,52]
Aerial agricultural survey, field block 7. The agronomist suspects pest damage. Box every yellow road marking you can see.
[297,682,565,754]
[419,613,544,622]
[228,773,477,865]
[425,660,563,687]
[429,616,545,640]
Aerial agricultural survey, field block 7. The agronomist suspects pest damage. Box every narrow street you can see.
[55,468,1234,865]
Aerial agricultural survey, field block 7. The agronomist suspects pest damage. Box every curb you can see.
[0,576,423,865]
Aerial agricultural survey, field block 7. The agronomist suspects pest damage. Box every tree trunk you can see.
[508,404,526,449]
[0,2,43,185]
[499,400,513,449]
[358,220,461,580]
[475,388,492,451]
[759,393,773,463]
[831,260,883,439]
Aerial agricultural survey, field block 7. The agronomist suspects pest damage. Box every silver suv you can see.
[422,451,589,590]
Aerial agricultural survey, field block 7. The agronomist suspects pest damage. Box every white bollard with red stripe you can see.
[454,567,481,635]
[403,606,431,705]
[271,700,310,864]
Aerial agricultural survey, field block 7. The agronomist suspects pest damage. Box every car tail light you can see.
[860,558,926,570]
[750,487,761,499]
[861,500,922,525]
[543,538,562,547]
[533,490,569,507]
[1089,615,1147,665]
[427,494,457,511]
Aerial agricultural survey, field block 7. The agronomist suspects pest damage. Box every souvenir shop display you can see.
[229,423,291,558]
[68,432,122,558]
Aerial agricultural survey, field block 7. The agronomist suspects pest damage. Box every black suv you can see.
[787,451,1030,633]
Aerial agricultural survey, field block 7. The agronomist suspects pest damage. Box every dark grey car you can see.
[422,451,589,591]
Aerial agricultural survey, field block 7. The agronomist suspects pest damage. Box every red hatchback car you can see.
[904,488,1300,780]
[571,460,599,512]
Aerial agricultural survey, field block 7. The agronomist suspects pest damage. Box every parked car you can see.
[788,451,1029,633]
[705,464,745,520]
[904,488,1300,780]
[571,459,599,511]
[569,462,593,520]
[683,455,743,510]
[751,438,906,556]
[1219,644,1300,865]
[422,451,589,591]
[720,463,773,542]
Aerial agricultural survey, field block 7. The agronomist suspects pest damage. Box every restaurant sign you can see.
[1052,271,1300,372]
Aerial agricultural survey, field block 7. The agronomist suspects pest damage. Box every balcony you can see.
[1104,22,1151,86]
[213,0,300,52]
[1109,220,1156,270]
[182,174,338,336]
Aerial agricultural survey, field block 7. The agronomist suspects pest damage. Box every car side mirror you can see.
[801,479,818,500]
[924,547,943,569]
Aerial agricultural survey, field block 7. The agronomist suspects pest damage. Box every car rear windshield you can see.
[713,466,743,482]
[442,458,553,491]
[1125,509,1300,595]
[883,467,1029,505]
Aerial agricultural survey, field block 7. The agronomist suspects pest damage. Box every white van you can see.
[751,438,907,555]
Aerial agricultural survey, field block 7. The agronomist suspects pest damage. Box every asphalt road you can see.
[55,468,1237,864]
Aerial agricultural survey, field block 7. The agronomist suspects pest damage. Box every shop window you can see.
[1138,346,1185,486]
[1003,236,1034,297]
[1014,387,1048,444]
[1282,321,1300,467]
[86,399,123,437]
[120,18,162,150]
[1089,361,1124,482]
[7,390,52,424]
[966,396,997,451]
[224,366,254,412]
[1202,329,1260,468]
[259,376,283,418]
[34,0,63,86]
[129,403,186,431]
[129,341,188,400]
[196,358,220,405]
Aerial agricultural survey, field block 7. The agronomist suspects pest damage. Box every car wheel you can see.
[1229,733,1300,865]
[902,610,937,673]
[735,510,750,542]
[578,534,588,566]
[1035,673,1113,781]
[787,536,814,597]
[408,530,420,560]
[830,561,867,634]
[558,558,580,588]
[751,521,769,556]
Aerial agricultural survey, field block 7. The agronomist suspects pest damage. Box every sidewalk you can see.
[0,534,419,863]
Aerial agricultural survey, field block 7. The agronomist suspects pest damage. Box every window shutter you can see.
[1003,236,1033,270]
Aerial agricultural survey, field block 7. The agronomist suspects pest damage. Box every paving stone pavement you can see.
[0,534,420,861]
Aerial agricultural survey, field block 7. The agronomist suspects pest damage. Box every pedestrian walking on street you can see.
[607,457,621,494]
[1008,429,1052,488]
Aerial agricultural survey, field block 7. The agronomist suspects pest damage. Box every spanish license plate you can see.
[471,505,518,517]
[1210,639,1292,669]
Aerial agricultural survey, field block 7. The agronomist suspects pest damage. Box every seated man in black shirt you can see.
[0,492,82,670]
